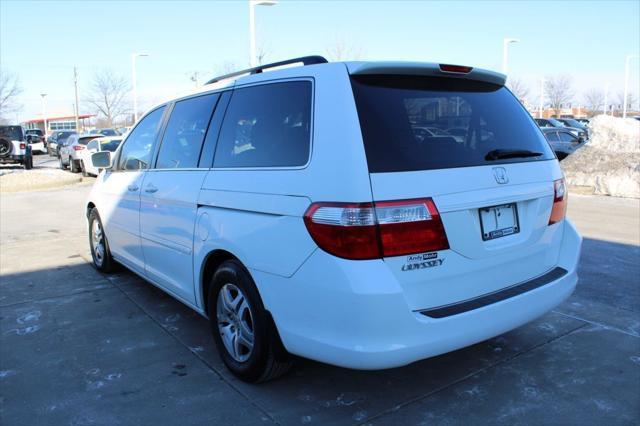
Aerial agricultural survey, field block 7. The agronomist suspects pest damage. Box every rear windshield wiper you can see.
[485,149,543,161]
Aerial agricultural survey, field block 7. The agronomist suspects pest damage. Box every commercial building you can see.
[22,113,94,134]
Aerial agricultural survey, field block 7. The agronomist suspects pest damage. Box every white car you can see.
[78,136,122,176]
[86,57,582,383]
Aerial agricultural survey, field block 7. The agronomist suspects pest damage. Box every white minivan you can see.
[86,57,582,382]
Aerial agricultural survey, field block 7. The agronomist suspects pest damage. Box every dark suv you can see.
[0,125,33,169]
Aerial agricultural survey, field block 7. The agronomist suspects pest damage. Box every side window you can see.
[558,132,575,142]
[546,131,559,142]
[213,81,312,168]
[155,93,219,169]
[117,106,165,171]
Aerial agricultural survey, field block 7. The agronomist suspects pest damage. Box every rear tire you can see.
[59,156,66,170]
[70,158,79,173]
[81,160,88,177]
[23,156,33,170]
[88,208,116,273]
[208,260,292,383]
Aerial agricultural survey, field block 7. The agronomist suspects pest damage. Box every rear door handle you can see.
[127,185,139,192]
[144,184,158,194]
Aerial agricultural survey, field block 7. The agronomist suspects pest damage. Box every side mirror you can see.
[91,151,113,169]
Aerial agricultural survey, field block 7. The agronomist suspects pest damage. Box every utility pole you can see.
[189,71,201,88]
[603,82,610,116]
[40,93,48,135]
[623,54,639,118]
[539,78,545,118]
[73,66,80,132]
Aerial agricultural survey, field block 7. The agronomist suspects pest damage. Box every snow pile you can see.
[0,168,83,193]
[562,115,640,198]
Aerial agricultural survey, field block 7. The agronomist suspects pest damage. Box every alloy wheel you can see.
[216,283,255,362]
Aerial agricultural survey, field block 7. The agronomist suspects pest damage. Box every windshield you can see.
[562,119,582,127]
[547,118,565,127]
[99,129,119,136]
[100,139,121,152]
[0,126,24,141]
[26,129,43,135]
[351,75,554,172]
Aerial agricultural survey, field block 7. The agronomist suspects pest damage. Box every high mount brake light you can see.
[549,178,567,225]
[304,198,449,260]
[439,64,473,74]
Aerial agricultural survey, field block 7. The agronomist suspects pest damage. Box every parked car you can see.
[86,57,582,383]
[541,128,584,160]
[59,133,102,172]
[47,131,76,156]
[117,126,131,135]
[78,136,122,176]
[535,118,587,141]
[556,118,589,138]
[0,125,33,169]
[89,128,120,136]
[412,126,453,142]
[575,118,590,126]
[24,129,46,154]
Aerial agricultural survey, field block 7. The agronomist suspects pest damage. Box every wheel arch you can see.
[200,249,238,316]
[86,202,96,219]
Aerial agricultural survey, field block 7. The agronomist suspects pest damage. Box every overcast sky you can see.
[2,0,639,121]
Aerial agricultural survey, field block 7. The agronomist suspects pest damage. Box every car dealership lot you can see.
[0,185,638,425]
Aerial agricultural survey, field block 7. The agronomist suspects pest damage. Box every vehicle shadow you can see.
[0,237,638,425]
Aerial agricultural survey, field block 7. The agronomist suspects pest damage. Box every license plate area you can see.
[479,203,520,241]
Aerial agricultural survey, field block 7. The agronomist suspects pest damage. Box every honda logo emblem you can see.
[493,167,508,184]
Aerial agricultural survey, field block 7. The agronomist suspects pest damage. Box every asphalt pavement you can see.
[0,181,638,425]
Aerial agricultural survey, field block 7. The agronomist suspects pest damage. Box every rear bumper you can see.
[255,219,582,370]
[0,154,28,163]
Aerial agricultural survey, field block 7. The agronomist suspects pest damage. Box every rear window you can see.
[350,75,554,173]
[0,126,24,141]
[78,135,101,145]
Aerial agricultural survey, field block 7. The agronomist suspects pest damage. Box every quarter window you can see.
[156,94,219,169]
[117,106,165,171]
[213,81,312,168]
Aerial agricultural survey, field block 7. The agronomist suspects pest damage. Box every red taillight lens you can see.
[19,143,26,149]
[439,64,473,74]
[73,145,85,151]
[549,179,567,225]
[304,198,449,260]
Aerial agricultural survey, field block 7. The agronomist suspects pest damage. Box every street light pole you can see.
[603,82,610,116]
[131,53,149,124]
[623,54,639,118]
[249,0,277,67]
[40,93,48,135]
[502,38,520,76]
[539,78,545,118]
[73,67,80,132]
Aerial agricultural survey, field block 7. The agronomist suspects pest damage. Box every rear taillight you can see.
[73,145,85,151]
[19,143,26,149]
[304,198,449,260]
[549,179,567,225]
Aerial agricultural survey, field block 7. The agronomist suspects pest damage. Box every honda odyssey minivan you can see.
[86,56,582,382]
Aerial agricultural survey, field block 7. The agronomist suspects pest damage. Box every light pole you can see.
[249,0,277,67]
[539,78,545,118]
[603,82,610,116]
[623,54,639,118]
[40,93,48,135]
[131,53,149,123]
[502,38,520,76]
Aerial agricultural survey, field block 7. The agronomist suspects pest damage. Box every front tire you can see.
[208,260,292,383]
[88,208,116,273]
[59,156,66,169]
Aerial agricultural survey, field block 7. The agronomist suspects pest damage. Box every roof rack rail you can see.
[205,55,328,85]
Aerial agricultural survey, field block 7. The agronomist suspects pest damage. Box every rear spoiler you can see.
[346,61,506,86]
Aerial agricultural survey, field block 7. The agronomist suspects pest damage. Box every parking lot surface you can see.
[0,184,638,425]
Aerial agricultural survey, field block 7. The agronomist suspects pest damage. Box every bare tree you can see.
[0,70,23,122]
[325,37,364,61]
[583,88,604,117]
[507,78,529,103]
[544,75,574,116]
[87,69,130,127]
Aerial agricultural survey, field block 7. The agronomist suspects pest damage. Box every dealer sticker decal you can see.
[402,252,444,271]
